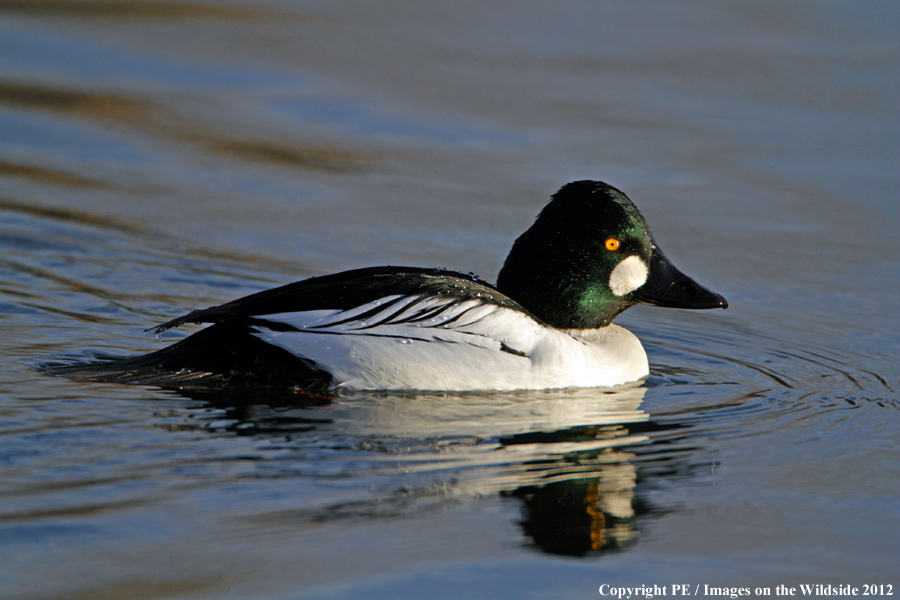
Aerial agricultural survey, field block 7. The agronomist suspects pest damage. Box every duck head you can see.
[496,180,728,329]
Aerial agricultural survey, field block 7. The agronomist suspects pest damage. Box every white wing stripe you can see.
[255,296,531,353]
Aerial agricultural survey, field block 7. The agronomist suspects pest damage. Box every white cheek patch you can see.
[608,255,649,297]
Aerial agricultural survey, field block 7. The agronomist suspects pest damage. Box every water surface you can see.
[1,1,897,598]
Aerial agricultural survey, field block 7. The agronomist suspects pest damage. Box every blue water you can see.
[1,2,897,599]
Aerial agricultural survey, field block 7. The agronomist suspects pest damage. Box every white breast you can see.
[250,295,649,391]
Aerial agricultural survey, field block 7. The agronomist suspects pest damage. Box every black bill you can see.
[632,248,728,310]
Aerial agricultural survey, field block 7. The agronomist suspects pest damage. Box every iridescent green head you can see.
[496,181,727,329]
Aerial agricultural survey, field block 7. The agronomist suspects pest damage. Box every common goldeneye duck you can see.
[47,180,727,392]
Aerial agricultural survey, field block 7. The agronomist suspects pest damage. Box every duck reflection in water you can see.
[500,427,643,555]
[153,384,707,557]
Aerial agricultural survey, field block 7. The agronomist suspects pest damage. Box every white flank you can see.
[248,294,650,391]
[608,255,648,297]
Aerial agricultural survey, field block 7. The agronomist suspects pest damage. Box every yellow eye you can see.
[605,237,621,251]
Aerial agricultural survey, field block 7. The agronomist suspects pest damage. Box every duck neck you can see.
[497,262,630,330]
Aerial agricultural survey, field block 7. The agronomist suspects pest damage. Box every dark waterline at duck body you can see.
[0,1,897,599]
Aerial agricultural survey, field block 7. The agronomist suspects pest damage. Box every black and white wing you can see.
[44,267,550,391]
[201,267,550,391]
[149,266,527,334]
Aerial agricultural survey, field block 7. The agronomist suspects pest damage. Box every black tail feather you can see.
[40,324,335,392]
